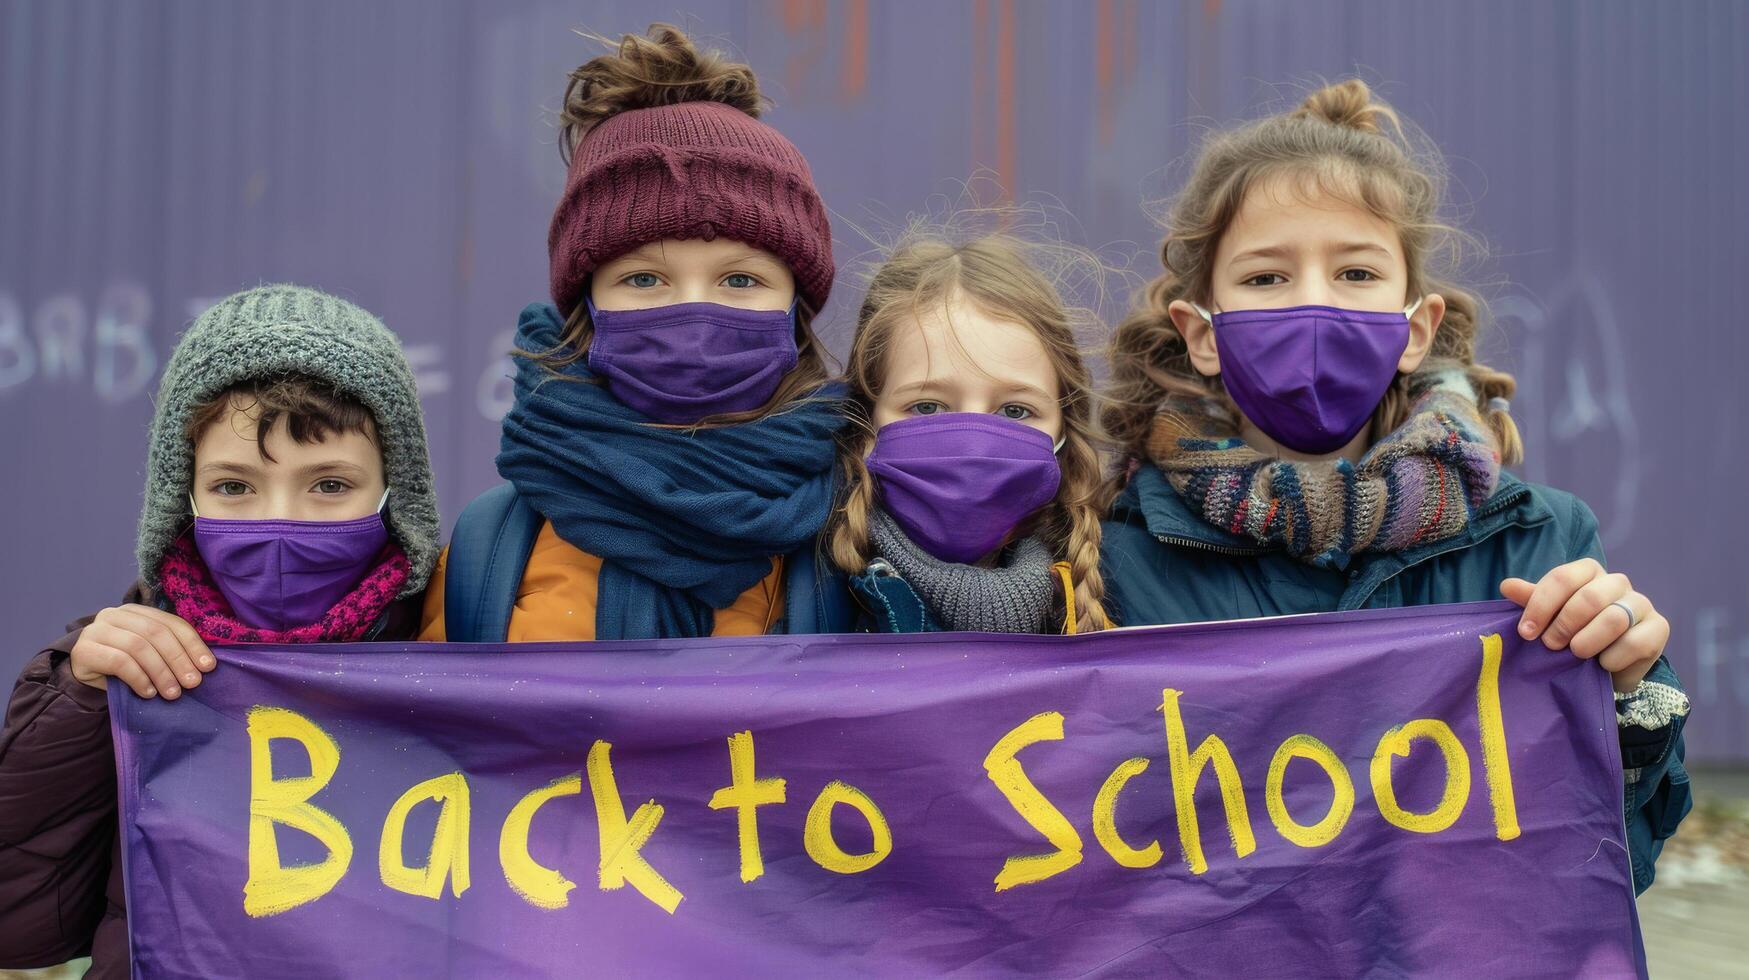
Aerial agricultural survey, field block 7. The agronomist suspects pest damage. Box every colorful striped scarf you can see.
[1148,377,1501,562]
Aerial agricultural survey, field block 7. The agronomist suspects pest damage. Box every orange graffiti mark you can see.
[779,0,824,32]
[1119,0,1137,81]
[778,0,828,100]
[1097,1,1142,147]
[1096,0,1114,146]
[842,0,868,102]
[972,0,989,166]
[995,0,1016,200]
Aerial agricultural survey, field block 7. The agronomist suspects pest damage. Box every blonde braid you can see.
[828,420,880,575]
[1061,509,1111,632]
[1049,425,1111,632]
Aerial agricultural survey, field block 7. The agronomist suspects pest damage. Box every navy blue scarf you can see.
[497,303,846,640]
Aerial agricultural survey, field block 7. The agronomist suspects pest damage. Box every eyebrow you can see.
[604,245,667,267]
[998,380,1055,401]
[1229,241,1393,263]
[1331,241,1394,257]
[887,379,1055,402]
[294,461,370,479]
[718,250,784,270]
[195,461,261,477]
[889,379,956,397]
[1229,244,1296,263]
[196,460,370,479]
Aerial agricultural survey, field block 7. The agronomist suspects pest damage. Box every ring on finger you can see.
[1608,599,1638,630]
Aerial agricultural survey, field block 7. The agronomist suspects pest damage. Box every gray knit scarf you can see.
[868,509,1055,633]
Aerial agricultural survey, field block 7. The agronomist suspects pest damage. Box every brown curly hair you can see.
[558,23,764,163]
[185,375,377,463]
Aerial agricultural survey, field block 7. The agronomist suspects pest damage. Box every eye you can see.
[313,479,352,495]
[908,401,946,416]
[623,272,662,289]
[213,480,251,497]
[1241,273,1286,287]
[998,404,1033,421]
[721,273,760,289]
[1338,268,1380,282]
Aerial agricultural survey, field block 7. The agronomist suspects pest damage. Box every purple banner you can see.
[111,601,1642,977]
[4,1,1745,764]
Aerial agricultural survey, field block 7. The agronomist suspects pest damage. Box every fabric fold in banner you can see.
[110,600,1645,978]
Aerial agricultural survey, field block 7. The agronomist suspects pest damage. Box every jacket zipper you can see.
[1152,533,1269,557]
[1472,485,1531,521]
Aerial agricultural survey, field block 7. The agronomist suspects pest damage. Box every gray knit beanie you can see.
[136,284,439,596]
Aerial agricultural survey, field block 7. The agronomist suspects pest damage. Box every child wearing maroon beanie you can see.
[425,24,847,643]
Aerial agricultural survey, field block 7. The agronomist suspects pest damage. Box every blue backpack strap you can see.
[443,484,543,643]
[777,543,854,634]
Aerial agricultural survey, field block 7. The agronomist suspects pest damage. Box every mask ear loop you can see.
[188,493,200,519]
[1403,297,1424,318]
[1191,302,1216,324]
[376,488,390,513]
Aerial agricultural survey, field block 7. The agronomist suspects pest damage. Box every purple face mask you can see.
[586,299,799,424]
[866,413,1063,564]
[1195,299,1421,455]
[191,491,390,631]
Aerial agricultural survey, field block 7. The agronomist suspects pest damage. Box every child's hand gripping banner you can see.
[109,600,1644,978]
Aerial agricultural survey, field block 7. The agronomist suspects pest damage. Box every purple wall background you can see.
[1,0,1743,760]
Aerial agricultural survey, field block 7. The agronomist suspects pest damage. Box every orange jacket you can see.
[419,520,784,641]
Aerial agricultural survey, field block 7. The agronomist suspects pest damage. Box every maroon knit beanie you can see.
[547,100,835,315]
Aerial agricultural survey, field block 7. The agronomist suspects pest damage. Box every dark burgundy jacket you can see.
[0,583,419,975]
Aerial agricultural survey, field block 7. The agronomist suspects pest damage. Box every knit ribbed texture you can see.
[158,535,410,644]
[868,509,1054,634]
[1150,372,1501,563]
[496,302,845,639]
[136,285,439,596]
[1615,681,1691,731]
[547,101,834,315]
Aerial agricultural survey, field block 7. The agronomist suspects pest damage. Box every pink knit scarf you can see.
[157,533,410,644]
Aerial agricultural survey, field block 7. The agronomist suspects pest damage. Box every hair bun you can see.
[560,23,764,161]
[1293,79,1398,135]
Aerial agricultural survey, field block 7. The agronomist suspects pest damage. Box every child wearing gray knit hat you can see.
[30,279,440,683]
[0,284,441,977]
[138,283,440,594]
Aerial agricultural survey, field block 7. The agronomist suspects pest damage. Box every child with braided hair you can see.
[828,233,1110,635]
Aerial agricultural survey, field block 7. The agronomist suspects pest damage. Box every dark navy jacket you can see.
[1101,465,1691,894]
